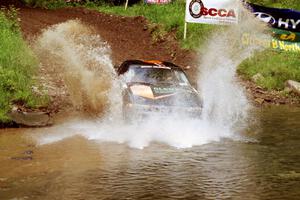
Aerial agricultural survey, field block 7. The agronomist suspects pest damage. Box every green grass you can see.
[88,1,216,49]
[21,0,68,9]
[249,0,300,10]
[239,1,300,90]
[90,0,300,91]
[21,0,300,91]
[0,7,48,123]
[238,50,300,90]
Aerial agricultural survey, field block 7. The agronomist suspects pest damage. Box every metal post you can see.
[183,22,187,40]
[125,0,129,10]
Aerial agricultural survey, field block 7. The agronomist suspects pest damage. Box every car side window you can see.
[123,68,135,82]
[174,70,190,86]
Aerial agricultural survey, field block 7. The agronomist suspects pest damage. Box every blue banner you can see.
[245,3,300,32]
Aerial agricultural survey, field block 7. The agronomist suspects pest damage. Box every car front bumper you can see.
[123,103,202,120]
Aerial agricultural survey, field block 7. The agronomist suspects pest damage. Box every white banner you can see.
[185,0,239,25]
[145,0,171,4]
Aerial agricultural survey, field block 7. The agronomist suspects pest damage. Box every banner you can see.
[185,0,239,25]
[242,32,300,53]
[272,28,300,42]
[246,3,300,32]
[144,0,171,4]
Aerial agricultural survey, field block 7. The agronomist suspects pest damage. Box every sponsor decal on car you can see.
[130,85,176,100]
[140,65,171,69]
[153,86,176,94]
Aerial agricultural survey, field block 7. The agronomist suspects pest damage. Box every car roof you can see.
[117,60,181,75]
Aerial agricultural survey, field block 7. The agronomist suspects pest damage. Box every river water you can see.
[0,106,299,200]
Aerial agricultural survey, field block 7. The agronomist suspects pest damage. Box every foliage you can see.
[89,1,300,91]
[238,50,300,90]
[21,0,68,9]
[249,0,300,10]
[88,1,216,49]
[240,1,300,90]
[20,0,300,92]
[0,7,48,123]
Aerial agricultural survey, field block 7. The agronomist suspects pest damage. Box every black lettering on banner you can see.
[189,0,204,18]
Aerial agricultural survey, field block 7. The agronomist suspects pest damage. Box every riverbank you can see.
[19,5,299,106]
[0,6,49,126]
[88,1,300,99]
[0,1,300,127]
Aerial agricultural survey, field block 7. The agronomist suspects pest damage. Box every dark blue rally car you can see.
[117,60,203,119]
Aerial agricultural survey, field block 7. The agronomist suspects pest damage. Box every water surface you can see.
[0,106,299,200]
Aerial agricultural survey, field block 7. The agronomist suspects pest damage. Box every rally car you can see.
[117,60,203,120]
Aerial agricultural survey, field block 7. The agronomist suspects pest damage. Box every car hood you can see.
[127,82,202,107]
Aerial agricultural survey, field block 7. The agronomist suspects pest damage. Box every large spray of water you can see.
[34,3,268,149]
[34,20,121,116]
[198,2,268,130]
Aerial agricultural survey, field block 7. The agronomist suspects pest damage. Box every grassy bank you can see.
[249,0,300,10]
[240,0,300,90]
[238,50,300,90]
[21,0,300,92]
[90,1,215,49]
[0,7,47,123]
[88,0,300,91]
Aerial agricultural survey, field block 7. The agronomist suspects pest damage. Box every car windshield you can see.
[123,65,190,85]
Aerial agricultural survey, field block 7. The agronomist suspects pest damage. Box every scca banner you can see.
[246,3,300,32]
[145,0,171,4]
[185,0,239,25]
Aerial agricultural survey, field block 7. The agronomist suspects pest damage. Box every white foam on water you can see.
[34,5,268,149]
[37,117,232,149]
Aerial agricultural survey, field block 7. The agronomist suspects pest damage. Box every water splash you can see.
[198,3,268,130]
[34,5,268,149]
[34,20,121,116]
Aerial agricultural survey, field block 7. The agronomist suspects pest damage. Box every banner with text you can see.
[246,3,300,32]
[272,28,300,43]
[242,32,300,53]
[185,0,239,25]
[145,0,171,4]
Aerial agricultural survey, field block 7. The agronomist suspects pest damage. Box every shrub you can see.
[0,7,47,122]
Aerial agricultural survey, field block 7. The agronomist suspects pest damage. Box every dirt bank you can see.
[0,3,296,119]
[19,7,195,68]
[17,6,198,115]
[17,6,300,108]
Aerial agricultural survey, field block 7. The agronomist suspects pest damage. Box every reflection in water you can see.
[0,107,299,200]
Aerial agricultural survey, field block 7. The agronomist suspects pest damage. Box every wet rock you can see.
[278,171,300,179]
[251,73,264,83]
[255,98,264,104]
[0,178,8,182]
[285,80,300,96]
[9,107,53,127]
[11,156,33,161]
[24,150,33,155]
[83,10,89,15]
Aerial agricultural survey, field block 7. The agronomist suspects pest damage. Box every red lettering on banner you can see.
[227,10,236,18]
[209,8,217,16]
[200,7,236,18]
[218,9,227,17]
[201,7,208,15]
